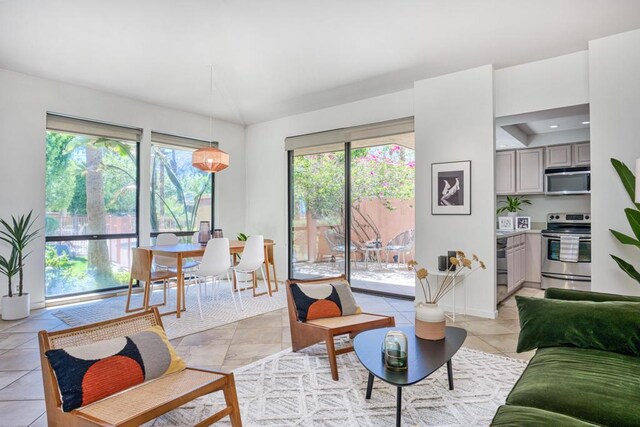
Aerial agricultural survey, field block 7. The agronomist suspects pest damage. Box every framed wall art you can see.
[498,216,515,231]
[431,160,471,215]
[516,216,531,230]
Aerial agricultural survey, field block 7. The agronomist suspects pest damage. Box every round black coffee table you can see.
[353,326,467,427]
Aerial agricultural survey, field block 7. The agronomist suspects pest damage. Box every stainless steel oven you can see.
[545,167,590,195]
[541,213,591,291]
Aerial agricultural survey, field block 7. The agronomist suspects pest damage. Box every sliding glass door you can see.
[288,131,415,297]
[45,126,139,298]
[349,136,415,296]
[289,144,347,279]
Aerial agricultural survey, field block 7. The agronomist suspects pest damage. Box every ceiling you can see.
[496,104,590,149]
[2,1,640,125]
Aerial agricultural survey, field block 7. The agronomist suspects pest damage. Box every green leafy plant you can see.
[237,233,248,241]
[0,248,19,298]
[609,158,640,284]
[0,211,41,297]
[496,196,531,215]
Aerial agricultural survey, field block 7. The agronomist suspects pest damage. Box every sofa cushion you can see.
[491,405,599,426]
[290,282,359,322]
[46,325,185,412]
[506,346,640,427]
[545,287,640,303]
[516,296,640,356]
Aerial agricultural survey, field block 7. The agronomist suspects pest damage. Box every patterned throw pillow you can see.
[290,282,359,322]
[45,325,185,412]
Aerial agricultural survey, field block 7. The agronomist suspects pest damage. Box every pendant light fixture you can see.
[192,66,229,173]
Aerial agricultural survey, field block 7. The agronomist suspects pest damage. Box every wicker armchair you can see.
[38,308,242,426]
[286,275,395,381]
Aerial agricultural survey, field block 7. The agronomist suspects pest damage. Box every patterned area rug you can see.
[53,282,287,339]
[147,340,526,426]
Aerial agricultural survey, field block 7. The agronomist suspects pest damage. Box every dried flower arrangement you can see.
[409,251,486,304]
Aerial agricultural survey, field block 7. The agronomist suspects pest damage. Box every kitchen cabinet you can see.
[516,148,545,194]
[573,143,591,166]
[506,235,526,293]
[545,144,572,168]
[496,150,516,195]
[525,233,542,283]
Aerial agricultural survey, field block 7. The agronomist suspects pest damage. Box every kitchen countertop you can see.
[496,229,542,239]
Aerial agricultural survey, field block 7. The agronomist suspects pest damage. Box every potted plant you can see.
[496,195,531,219]
[0,211,40,320]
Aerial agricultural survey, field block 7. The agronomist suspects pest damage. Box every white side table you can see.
[416,268,468,322]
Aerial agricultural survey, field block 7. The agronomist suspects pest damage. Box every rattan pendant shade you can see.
[192,146,229,173]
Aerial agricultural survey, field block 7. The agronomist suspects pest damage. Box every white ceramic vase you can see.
[415,302,446,340]
[1,293,30,320]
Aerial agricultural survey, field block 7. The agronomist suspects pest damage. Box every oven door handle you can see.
[541,273,591,282]
[542,234,591,241]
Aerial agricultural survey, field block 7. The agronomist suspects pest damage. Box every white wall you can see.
[494,51,590,118]
[0,69,246,309]
[589,29,640,296]
[245,89,414,279]
[414,65,497,318]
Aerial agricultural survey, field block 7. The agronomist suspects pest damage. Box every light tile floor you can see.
[0,287,543,426]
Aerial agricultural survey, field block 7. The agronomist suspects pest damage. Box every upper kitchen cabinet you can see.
[516,148,545,194]
[545,144,572,168]
[573,142,591,166]
[496,150,516,195]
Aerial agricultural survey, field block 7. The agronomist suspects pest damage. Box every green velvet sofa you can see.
[491,288,640,427]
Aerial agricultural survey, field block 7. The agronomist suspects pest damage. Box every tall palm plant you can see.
[0,248,19,297]
[0,211,40,297]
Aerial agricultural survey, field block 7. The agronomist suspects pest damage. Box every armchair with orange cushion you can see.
[285,275,395,381]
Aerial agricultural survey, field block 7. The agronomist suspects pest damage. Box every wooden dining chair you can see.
[264,239,279,294]
[125,248,177,313]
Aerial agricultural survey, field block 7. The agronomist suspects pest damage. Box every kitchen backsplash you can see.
[496,194,591,223]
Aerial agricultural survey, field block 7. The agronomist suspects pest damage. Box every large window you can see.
[150,132,214,240]
[45,115,140,298]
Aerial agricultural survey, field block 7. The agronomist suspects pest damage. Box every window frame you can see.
[149,141,215,239]
[44,130,141,299]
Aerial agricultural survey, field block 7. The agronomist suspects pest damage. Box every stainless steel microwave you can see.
[545,167,590,195]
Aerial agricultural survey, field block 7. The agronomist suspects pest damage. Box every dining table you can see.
[139,239,275,318]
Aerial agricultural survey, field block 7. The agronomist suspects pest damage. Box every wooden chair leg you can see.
[252,272,257,297]
[125,277,138,313]
[222,374,243,427]
[269,262,279,293]
[325,332,339,381]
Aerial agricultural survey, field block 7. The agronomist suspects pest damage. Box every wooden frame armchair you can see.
[286,275,395,381]
[39,308,242,427]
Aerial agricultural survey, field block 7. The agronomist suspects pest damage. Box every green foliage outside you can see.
[293,145,415,243]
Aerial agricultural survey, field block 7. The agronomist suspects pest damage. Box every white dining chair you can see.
[192,238,242,316]
[233,235,270,297]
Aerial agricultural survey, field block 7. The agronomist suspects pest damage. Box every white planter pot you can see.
[507,212,518,219]
[415,302,446,340]
[2,293,30,320]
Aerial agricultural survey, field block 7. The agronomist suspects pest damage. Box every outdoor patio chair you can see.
[286,275,395,381]
[324,230,361,267]
[384,229,415,264]
[38,307,242,426]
